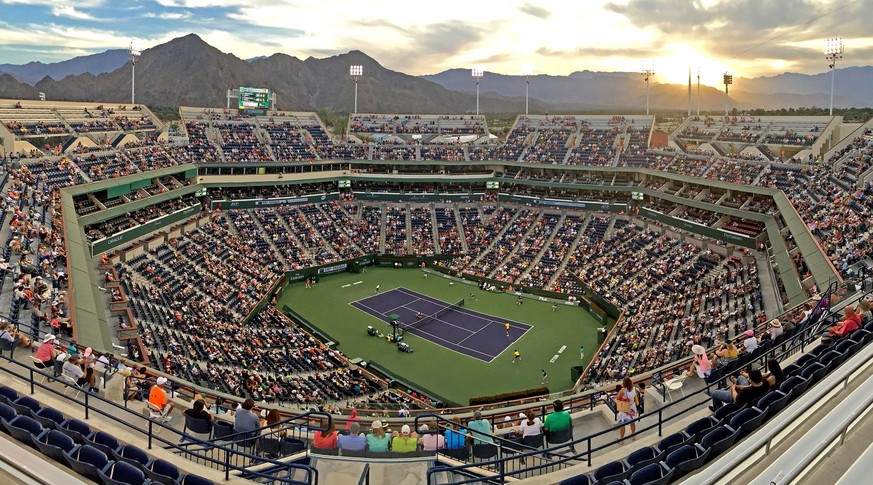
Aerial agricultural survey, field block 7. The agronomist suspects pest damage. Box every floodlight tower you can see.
[824,37,844,116]
[350,65,363,114]
[472,67,484,115]
[641,64,655,115]
[697,67,701,116]
[723,72,733,116]
[521,64,533,115]
[129,43,141,105]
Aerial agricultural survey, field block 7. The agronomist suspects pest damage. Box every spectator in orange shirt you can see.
[149,377,174,416]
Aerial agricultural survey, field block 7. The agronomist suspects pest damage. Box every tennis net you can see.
[402,298,465,332]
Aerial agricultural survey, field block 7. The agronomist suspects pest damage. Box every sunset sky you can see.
[1,0,870,86]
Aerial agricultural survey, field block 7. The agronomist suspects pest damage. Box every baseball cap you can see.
[156,377,168,386]
[401,424,411,435]
[744,329,755,337]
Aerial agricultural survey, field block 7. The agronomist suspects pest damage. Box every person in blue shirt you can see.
[466,410,493,444]
[338,422,367,452]
[445,418,467,449]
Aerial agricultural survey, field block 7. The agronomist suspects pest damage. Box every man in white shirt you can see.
[742,329,758,353]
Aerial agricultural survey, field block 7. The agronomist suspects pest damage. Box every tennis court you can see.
[351,287,531,362]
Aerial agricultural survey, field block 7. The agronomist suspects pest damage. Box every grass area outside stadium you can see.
[275,267,607,406]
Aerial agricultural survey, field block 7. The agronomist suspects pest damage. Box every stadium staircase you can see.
[452,205,469,254]
[484,209,546,280]
[272,208,319,265]
[545,214,591,290]
[430,205,441,254]
[246,210,290,267]
[517,213,567,283]
[464,208,525,270]
[405,203,414,255]
[751,162,772,186]
[378,203,387,253]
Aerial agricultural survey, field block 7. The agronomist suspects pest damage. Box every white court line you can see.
[558,345,566,353]
[341,284,351,288]
[489,323,533,363]
[384,298,423,317]
[348,287,404,306]
[395,287,492,330]
[353,281,363,285]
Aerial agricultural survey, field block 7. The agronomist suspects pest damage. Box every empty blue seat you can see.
[98,460,146,485]
[558,474,591,485]
[0,401,17,428]
[683,416,718,442]
[779,376,809,400]
[755,390,791,417]
[800,363,826,384]
[700,425,740,460]
[31,429,77,463]
[10,396,41,417]
[627,462,674,485]
[89,430,122,458]
[623,446,664,471]
[65,444,110,482]
[712,402,744,425]
[665,443,711,479]
[59,418,92,443]
[592,460,629,484]
[728,407,767,437]
[145,458,181,485]
[4,414,43,446]
[33,407,66,429]
[0,386,18,405]
[656,432,692,456]
[114,443,150,467]
[181,474,215,485]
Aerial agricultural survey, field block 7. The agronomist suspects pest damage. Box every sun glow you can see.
[654,44,734,88]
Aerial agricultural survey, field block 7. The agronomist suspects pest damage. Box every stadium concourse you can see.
[0,99,872,483]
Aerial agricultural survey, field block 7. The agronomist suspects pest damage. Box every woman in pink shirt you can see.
[686,344,712,378]
[34,334,58,368]
[419,424,446,451]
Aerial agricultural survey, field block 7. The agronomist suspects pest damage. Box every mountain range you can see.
[0,34,870,114]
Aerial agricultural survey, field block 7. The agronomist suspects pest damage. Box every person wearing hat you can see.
[685,344,712,378]
[366,420,390,452]
[149,376,174,418]
[338,422,367,452]
[391,424,418,453]
[344,408,361,430]
[742,329,759,354]
[34,334,59,368]
[61,353,85,385]
[768,319,784,341]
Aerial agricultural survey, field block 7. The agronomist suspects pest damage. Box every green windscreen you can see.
[106,184,131,199]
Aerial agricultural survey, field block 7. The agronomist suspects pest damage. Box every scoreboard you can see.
[238,86,270,110]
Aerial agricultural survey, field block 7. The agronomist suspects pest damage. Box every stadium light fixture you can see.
[723,72,733,116]
[641,63,655,116]
[129,43,141,105]
[521,63,533,116]
[350,65,363,114]
[472,67,484,115]
[824,37,844,116]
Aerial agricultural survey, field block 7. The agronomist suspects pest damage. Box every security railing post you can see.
[29,369,34,394]
[658,408,663,436]
[84,392,89,419]
[224,447,231,481]
[148,420,153,449]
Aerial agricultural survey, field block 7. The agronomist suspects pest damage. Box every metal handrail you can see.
[423,286,870,483]
[0,353,322,484]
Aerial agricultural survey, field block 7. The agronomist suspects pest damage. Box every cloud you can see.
[51,5,97,20]
[520,3,551,19]
[143,11,193,20]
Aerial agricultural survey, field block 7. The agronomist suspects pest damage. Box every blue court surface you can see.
[350,287,531,362]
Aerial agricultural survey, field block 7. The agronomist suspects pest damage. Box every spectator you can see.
[345,409,360,430]
[519,409,543,438]
[711,341,739,369]
[768,319,784,340]
[824,306,862,343]
[710,368,770,410]
[149,377,175,416]
[262,409,286,437]
[419,424,445,451]
[466,410,493,444]
[366,420,390,452]
[615,377,639,444]
[760,359,786,387]
[543,399,573,446]
[338,422,367,452]
[444,418,467,449]
[233,398,261,435]
[184,399,213,423]
[33,334,58,368]
[686,345,712,378]
[742,329,759,353]
[0,323,32,348]
[312,419,338,450]
[391,424,418,453]
[62,353,85,385]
